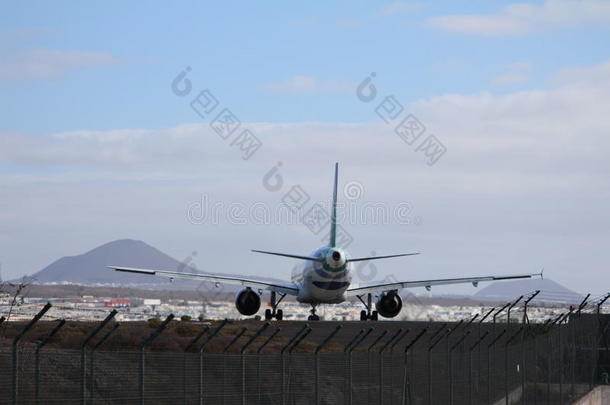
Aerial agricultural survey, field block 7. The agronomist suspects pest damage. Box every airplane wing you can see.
[346,272,542,296]
[107,266,299,296]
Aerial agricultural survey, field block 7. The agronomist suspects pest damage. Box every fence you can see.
[1,295,609,404]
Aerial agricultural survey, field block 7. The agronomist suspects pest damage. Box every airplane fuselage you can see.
[291,246,353,304]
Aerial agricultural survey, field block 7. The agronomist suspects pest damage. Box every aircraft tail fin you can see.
[329,162,338,247]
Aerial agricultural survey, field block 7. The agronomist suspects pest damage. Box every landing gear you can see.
[356,293,378,321]
[308,305,320,321]
[264,291,286,320]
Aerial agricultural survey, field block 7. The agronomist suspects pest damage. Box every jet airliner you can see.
[109,164,541,321]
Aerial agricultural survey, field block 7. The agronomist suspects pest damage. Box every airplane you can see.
[109,163,542,321]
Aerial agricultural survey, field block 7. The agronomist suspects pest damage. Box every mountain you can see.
[25,239,280,292]
[30,240,184,285]
[473,278,584,305]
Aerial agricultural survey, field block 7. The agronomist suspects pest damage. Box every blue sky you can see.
[1,1,610,296]
[2,0,609,132]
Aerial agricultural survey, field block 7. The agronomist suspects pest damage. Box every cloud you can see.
[0,49,121,81]
[492,62,533,85]
[261,75,353,94]
[2,59,610,184]
[549,59,610,86]
[426,0,610,36]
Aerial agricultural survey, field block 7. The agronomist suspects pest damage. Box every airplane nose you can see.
[332,250,341,261]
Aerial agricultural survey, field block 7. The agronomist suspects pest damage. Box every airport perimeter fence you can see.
[0,295,609,405]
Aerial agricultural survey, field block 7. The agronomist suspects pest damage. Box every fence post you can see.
[521,324,528,405]
[504,326,523,405]
[522,290,541,324]
[89,322,120,404]
[532,326,539,405]
[347,327,373,405]
[367,330,388,405]
[546,313,563,404]
[559,310,572,404]
[80,309,117,405]
[35,319,65,405]
[506,296,524,329]
[478,308,495,399]
[240,322,269,405]
[467,313,480,326]
[449,331,470,405]
[469,330,489,405]
[345,329,364,353]
[198,319,228,405]
[401,328,426,405]
[182,325,210,405]
[595,293,610,387]
[13,302,52,405]
[487,328,507,405]
[223,327,247,353]
[219,327,247,405]
[392,329,410,352]
[287,327,312,403]
[596,293,610,316]
[343,329,364,405]
[493,303,511,338]
[281,324,309,405]
[479,308,495,345]
[288,327,312,353]
[573,295,589,399]
[390,329,410,405]
[378,328,402,405]
[256,327,281,403]
[140,314,174,405]
[315,325,342,405]
[257,327,281,354]
[443,320,464,403]
[428,327,446,405]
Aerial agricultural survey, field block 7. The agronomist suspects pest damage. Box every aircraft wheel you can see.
[276,309,283,320]
[265,309,272,320]
[371,311,379,321]
[308,314,320,321]
[360,310,368,321]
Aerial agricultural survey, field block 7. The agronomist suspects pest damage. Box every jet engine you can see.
[325,248,346,269]
[235,288,261,316]
[375,291,402,318]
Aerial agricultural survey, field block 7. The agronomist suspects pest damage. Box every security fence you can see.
[0,296,609,404]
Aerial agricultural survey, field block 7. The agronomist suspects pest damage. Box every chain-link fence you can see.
[0,307,608,404]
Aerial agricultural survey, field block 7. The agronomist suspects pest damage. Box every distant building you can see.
[105,298,131,308]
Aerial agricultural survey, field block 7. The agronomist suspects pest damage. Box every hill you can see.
[473,278,584,304]
[23,239,280,291]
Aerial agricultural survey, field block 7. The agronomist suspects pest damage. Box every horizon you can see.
[13,237,590,304]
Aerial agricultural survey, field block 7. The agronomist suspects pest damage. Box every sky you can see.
[1,0,609,296]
